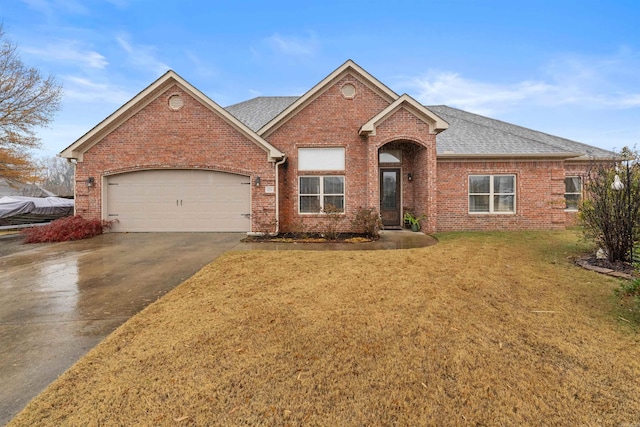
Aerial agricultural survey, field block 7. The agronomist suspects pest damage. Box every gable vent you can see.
[341,83,356,99]
[168,94,184,111]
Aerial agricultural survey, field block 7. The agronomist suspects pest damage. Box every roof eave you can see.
[564,154,617,162]
[437,152,582,160]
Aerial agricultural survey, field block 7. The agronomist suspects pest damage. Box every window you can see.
[299,176,345,213]
[298,148,345,171]
[469,175,516,214]
[379,149,402,163]
[565,176,582,210]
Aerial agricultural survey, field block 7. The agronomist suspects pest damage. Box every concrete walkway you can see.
[0,230,436,425]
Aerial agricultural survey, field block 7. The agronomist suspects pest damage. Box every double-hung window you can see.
[564,176,582,210]
[298,148,345,214]
[299,176,345,213]
[469,175,516,214]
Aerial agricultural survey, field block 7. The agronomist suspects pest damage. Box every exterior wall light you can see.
[255,176,261,187]
[86,177,95,187]
[408,173,413,181]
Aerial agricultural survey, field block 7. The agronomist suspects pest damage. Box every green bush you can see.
[615,277,640,320]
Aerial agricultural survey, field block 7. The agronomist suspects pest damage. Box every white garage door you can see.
[105,170,251,232]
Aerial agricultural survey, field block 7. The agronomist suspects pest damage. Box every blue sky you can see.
[1,0,638,157]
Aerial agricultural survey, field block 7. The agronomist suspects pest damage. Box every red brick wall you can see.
[265,73,392,233]
[75,85,277,232]
[365,108,438,232]
[265,73,442,234]
[436,159,567,231]
[76,76,595,235]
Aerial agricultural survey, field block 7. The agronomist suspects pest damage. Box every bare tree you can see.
[580,147,640,262]
[0,25,62,182]
[37,156,74,196]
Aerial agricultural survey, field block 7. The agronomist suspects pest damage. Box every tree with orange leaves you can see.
[0,25,62,183]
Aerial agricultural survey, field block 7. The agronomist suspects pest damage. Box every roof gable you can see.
[258,59,398,137]
[359,94,448,136]
[59,71,284,162]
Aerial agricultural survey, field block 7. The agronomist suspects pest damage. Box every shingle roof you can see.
[225,96,298,132]
[427,105,613,158]
[225,97,614,159]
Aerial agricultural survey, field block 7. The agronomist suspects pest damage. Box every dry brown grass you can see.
[10,230,640,426]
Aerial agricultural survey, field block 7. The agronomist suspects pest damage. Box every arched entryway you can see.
[378,141,428,229]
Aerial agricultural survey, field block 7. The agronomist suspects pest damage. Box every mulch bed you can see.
[576,255,636,277]
[242,232,376,244]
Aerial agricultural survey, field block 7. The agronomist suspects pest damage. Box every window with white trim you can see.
[469,175,516,214]
[299,176,345,213]
[564,176,582,211]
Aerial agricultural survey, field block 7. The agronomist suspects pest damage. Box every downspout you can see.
[273,155,287,235]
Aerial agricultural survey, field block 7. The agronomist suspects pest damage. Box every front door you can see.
[380,168,401,228]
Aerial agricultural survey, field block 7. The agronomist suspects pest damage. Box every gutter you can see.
[437,152,582,160]
[565,155,618,162]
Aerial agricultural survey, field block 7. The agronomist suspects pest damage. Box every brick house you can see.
[59,60,612,234]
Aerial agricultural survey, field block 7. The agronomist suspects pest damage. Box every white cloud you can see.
[21,0,88,15]
[62,75,131,104]
[23,40,108,69]
[116,34,170,76]
[265,32,319,56]
[399,49,640,115]
[616,94,640,108]
[404,71,553,115]
[21,0,54,15]
[184,50,218,79]
[541,49,640,108]
[104,0,129,8]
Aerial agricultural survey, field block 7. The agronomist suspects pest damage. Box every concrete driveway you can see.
[0,233,244,425]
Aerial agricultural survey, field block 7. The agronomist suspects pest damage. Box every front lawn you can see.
[10,230,640,426]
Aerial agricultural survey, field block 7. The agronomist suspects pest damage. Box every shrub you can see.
[22,215,117,243]
[351,207,383,239]
[321,204,344,241]
[580,147,640,263]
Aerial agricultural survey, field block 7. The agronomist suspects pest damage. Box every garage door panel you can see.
[106,170,250,232]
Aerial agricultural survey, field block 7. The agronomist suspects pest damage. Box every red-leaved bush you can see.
[21,216,118,243]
